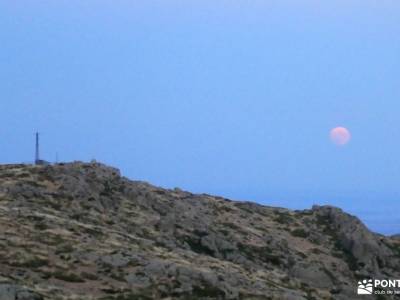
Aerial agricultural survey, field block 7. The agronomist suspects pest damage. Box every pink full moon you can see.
[330,127,351,146]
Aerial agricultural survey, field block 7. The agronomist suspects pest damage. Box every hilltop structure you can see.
[34,132,50,165]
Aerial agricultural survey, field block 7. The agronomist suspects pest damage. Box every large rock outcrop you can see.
[0,162,399,299]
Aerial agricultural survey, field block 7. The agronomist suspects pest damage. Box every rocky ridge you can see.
[0,162,399,300]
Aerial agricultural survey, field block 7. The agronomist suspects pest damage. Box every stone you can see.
[0,162,398,299]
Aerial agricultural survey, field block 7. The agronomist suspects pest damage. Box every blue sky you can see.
[1,1,399,234]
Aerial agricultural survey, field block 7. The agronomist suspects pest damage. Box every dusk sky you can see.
[1,1,399,234]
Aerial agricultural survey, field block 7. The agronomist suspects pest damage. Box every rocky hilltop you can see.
[0,162,399,300]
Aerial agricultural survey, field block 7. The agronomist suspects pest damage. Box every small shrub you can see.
[291,228,309,238]
[183,236,215,257]
[13,257,49,269]
[192,281,225,298]
[237,243,282,266]
[55,244,74,254]
[81,271,99,280]
[34,222,49,231]
[310,248,323,255]
[53,271,85,283]
[274,212,293,224]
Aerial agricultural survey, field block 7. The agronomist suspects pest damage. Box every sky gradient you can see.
[1,1,399,234]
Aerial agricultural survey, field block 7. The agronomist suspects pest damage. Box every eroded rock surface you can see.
[0,162,399,299]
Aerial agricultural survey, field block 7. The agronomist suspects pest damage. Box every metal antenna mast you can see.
[35,132,40,164]
[34,132,50,165]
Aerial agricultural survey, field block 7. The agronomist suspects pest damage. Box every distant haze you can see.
[1,1,399,234]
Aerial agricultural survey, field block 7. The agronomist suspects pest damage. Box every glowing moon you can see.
[330,127,351,146]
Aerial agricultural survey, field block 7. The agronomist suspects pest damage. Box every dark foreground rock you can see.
[0,162,399,299]
[0,283,42,300]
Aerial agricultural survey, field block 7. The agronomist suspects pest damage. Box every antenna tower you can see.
[35,132,40,164]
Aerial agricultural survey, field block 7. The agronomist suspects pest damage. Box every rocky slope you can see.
[0,162,399,300]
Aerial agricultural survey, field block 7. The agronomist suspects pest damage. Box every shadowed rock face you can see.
[0,162,399,300]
